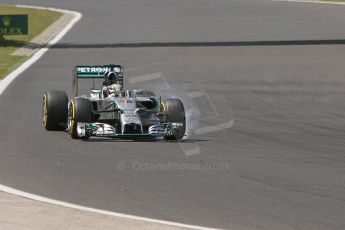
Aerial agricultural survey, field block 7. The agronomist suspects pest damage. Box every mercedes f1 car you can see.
[42,64,186,140]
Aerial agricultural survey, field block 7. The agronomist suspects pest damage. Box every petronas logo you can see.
[2,16,11,27]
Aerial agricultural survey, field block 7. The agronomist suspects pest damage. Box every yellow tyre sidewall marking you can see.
[161,100,167,112]
[42,94,48,127]
[69,100,75,134]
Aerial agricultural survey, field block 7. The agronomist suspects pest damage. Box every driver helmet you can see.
[103,71,118,86]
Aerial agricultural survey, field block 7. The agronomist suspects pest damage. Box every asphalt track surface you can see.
[1,0,345,229]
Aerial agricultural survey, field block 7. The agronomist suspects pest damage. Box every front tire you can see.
[68,98,93,139]
[162,98,186,140]
[42,91,68,130]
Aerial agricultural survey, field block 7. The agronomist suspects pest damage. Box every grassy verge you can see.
[0,5,62,79]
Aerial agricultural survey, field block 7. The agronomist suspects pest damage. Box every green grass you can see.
[0,5,62,79]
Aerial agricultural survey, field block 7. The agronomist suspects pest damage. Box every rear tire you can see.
[42,91,68,131]
[162,98,186,140]
[68,98,93,139]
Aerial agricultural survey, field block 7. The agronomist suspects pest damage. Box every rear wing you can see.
[72,64,124,96]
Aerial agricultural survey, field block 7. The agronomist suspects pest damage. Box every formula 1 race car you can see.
[42,64,186,140]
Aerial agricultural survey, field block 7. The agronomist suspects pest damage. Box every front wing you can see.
[76,122,183,138]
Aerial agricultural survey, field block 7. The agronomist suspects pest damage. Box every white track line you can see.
[0,5,221,230]
[0,184,220,230]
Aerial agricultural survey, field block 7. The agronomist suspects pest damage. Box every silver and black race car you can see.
[42,64,186,140]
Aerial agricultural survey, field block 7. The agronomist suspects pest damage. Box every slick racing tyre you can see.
[68,98,93,139]
[42,91,68,131]
[162,98,186,140]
